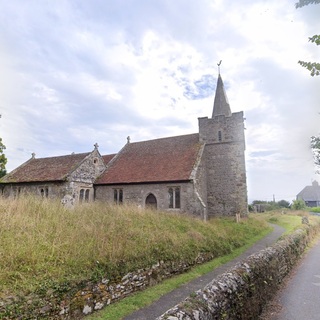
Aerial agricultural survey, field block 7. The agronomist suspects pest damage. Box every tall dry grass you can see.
[0,195,268,296]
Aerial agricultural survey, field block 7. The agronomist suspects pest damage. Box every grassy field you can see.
[256,209,312,234]
[0,195,270,299]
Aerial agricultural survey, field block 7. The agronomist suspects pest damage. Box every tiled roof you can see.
[102,154,116,165]
[1,152,90,183]
[96,133,202,184]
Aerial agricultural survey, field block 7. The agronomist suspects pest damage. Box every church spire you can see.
[212,73,232,118]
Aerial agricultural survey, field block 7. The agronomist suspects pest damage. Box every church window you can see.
[79,189,85,203]
[218,130,222,141]
[114,188,123,204]
[168,187,181,209]
[79,188,90,202]
[85,189,90,202]
[40,187,49,198]
[175,188,180,208]
[168,188,173,208]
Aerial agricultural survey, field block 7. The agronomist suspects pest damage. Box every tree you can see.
[0,138,7,178]
[311,136,320,171]
[249,199,290,212]
[296,0,320,76]
[277,200,290,208]
[291,199,307,210]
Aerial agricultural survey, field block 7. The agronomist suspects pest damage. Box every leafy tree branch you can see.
[296,0,320,76]
[295,0,320,8]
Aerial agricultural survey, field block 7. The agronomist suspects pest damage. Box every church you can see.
[0,74,248,219]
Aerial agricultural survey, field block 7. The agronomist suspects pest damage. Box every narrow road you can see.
[124,224,285,320]
[265,238,320,320]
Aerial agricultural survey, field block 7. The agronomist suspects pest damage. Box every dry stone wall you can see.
[0,253,218,319]
[157,223,320,320]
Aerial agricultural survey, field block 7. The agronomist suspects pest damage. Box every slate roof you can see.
[212,74,232,117]
[1,152,90,183]
[95,133,202,185]
[297,181,320,201]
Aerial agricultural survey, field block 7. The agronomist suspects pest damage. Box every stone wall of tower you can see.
[198,111,247,217]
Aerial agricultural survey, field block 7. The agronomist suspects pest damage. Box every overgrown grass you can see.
[256,209,317,234]
[87,227,272,320]
[0,195,268,298]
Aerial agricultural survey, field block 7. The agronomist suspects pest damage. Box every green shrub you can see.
[291,199,307,210]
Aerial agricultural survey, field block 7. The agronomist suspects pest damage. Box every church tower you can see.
[198,73,247,217]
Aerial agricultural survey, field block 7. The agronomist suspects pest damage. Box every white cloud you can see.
[0,0,320,202]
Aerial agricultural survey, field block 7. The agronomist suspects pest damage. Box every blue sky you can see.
[1,0,320,202]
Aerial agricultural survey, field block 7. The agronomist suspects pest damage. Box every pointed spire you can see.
[212,74,232,118]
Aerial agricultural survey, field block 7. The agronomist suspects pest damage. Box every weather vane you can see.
[217,60,222,74]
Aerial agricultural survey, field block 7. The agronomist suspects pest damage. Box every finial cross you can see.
[217,60,222,74]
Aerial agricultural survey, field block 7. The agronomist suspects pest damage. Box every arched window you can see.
[145,193,157,210]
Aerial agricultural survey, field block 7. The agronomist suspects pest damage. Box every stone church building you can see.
[0,74,248,219]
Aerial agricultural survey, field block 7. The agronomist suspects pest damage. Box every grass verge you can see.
[256,209,314,234]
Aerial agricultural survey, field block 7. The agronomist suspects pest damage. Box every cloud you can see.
[0,0,320,203]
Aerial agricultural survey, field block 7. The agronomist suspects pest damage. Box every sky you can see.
[0,0,319,203]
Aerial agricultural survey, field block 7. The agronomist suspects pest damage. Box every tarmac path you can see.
[265,237,320,320]
[124,224,285,320]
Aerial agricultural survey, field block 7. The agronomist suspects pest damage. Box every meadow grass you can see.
[0,195,269,298]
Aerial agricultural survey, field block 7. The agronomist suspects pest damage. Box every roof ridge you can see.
[128,133,199,145]
[33,151,91,160]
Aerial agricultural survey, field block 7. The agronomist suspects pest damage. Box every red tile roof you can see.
[96,133,202,184]
[102,154,116,165]
[1,152,90,183]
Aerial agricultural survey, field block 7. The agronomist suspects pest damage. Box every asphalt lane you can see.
[270,238,320,320]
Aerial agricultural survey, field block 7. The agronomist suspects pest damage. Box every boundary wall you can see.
[157,224,320,320]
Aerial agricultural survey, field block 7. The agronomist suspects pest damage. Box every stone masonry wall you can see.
[157,223,320,320]
[1,181,66,199]
[68,149,106,184]
[95,181,206,218]
[205,142,247,217]
[198,112,245,145]
[198,111,247,218]
[0,248,222,319]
